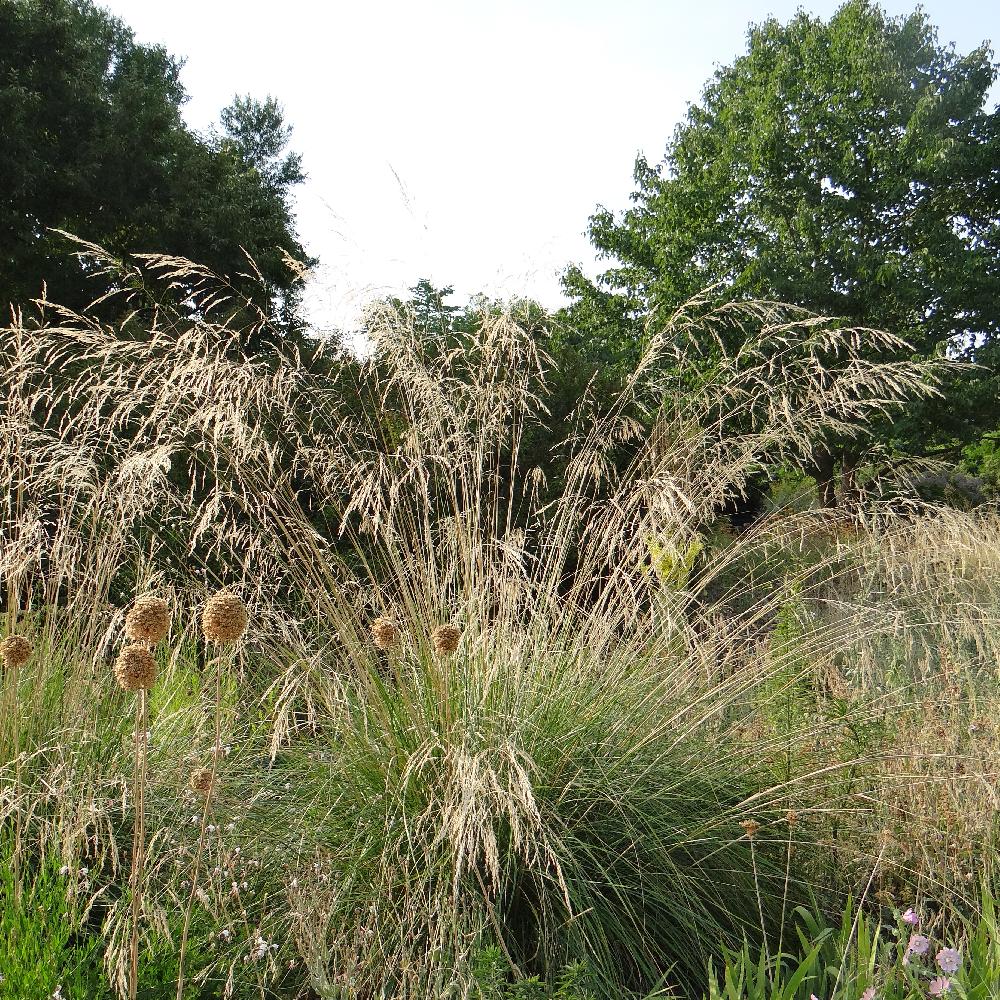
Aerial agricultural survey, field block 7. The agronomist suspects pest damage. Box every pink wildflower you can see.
[860,988,876,1000]
[908,933,930,956]
[928,977,951,997]
[936,948,961,974]
[902,908,920,926]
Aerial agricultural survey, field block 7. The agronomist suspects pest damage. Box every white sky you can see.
[98,0,999,332]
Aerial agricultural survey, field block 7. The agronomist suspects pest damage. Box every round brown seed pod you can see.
[370,617,398,651]
[201,592,247,644]
[125,596,170,644]
[114,643,157,692]
[431,624,461,655]
[0,634,32,669]
[189,768,214,795]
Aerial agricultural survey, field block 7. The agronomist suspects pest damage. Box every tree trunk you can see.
[812,449,837,508]
[840,450,860,511]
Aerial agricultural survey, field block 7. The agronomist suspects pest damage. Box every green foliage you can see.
[286,649,804,998]
[707,892,1000,1000]
[0,840,109,998]
[473,949,599,999]
[568,0,1000,497]
[0,0,311,338]
[647,533,704,591]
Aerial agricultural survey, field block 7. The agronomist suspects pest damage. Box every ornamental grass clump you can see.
[3,247,989,998]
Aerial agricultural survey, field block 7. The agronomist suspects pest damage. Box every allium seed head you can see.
[0,634,32,669]
[371,617,398,650]
[431,624,461,655]
[190,768,214,795]
[114,643,157,692]
[125,596,170,644]
[201,592,247,644]
[740,819,761,839]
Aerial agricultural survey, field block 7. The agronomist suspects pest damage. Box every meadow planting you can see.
[2,248,1000,999]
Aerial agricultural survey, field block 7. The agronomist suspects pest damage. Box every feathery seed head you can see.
[125,595,170,644]
[114,643,157,691]
[740,819,761,840]
[0,634,32,669]
[371,616,398,650]
[431,623,461,655]
[201,592,247,644]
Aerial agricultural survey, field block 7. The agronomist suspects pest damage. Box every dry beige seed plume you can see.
[431,624,461,655]
[740,819,761,840]
[189,768,214,795]
[114,643,157,692]
[201,592,247,644]
[370,616,398,650]
[125,596,170,644]
[0,634,33,669]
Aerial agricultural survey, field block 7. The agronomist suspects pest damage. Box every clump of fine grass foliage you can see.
[0,243,998,997]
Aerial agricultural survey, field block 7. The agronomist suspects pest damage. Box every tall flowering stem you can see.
[114,639,158,1000]
[1,632,33,904]
[741,819,771,985]
[129,689,148,1000]
[778,809,798,969]
[177,591,246,1000]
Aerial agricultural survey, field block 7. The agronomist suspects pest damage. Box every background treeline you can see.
[2,0,999,512]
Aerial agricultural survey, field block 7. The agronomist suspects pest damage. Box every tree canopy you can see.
[564,0,1000,503]
[0,0,311,339]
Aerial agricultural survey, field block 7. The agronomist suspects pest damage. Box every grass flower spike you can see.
[125,596,170,644]
[201,592,248,644]
[114,644,157,692]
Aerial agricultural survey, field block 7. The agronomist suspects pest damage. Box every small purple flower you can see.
[936,948,961,974]
[902,907,920,926]
[908,933,930,956]
[928,977,951,997]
